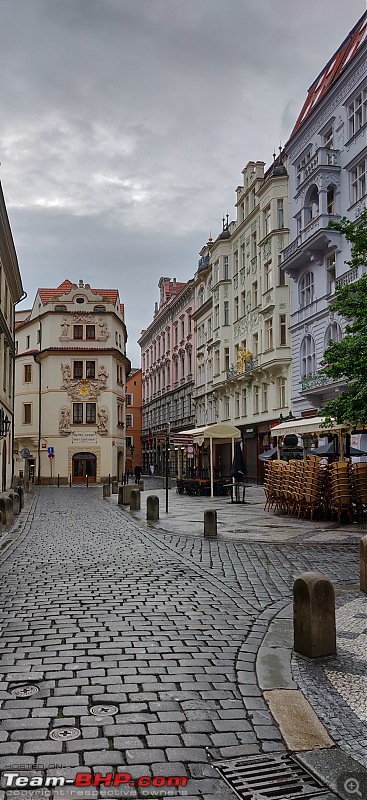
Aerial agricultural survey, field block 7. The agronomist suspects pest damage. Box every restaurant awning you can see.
[271,416,345,437]
[175,423,242,441]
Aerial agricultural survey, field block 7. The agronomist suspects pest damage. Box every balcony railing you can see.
[227,358,258,380]
[335,267,359,290]
[296,147,340,187]
[300,369,334,391]
[282,213,341,262]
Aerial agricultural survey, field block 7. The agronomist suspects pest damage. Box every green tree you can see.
[321,209,367,427]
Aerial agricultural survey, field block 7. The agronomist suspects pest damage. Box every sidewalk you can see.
[0,484,364,800]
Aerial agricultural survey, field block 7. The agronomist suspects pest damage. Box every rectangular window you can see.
[214,305,219,328]
[241,290,246,317]
[126,393,133,405]
[174,360,179,382]
[252,281,258,308]
[277,376,286,408]
[117,403,124,425]
[348,90,367,138]
[208,317,212,339]
[224,347,230,372]
[73,325,83,340]
[234,250,238,273]
[265,261,273,291]
[214,349,220,374]
[235,392,240,418]
[126,436,132,449]
[214,260,220,283]
[351,157,366,204]
[241,388,247,417]
[265,318,273,350]
[174,325,178,346]
[279,314,287,346]
[73,361,83,378]
[224,396,230,419]
[73,403,83,424]
[253,332,259,357]
[251,230,257,258]
[26,335,30,349]
[86,403,96,424]
[323,126,333,149]
[223,256,229,280]
[224,301,229,325]
[24,364,32,383]
[181,354,185,378]
[262,382,268,413]
[277,198,284,229]
[327,253,336,294]
[188,316,191,334]
[263,206,271,236]
[86,361,95,378]
[23,403,32,424]
[86,325,95,340]
[181,319,185,339]
[253,385,259,414]
[234,296,239,321]
[241,243,245,269]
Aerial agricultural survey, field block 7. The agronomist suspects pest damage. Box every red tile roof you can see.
[291,11,367,136]
[37,280,120,306]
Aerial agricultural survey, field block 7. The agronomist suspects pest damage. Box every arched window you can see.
[299,272,314,307]
[324,322,342,348]
[300,334,316,377]
[305,185,319,224]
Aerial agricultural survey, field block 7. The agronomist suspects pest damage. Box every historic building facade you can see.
[0,183,24,490]
[193,157,291,481]
[282,11,367,419]
[125,367,142,475]
[14,279,130,484]
[139,277,195,474]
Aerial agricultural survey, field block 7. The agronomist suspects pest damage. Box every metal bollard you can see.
[204,509,217,538]
[69,474,72,488]
[86,475,89,488]
[130,488,141,511]
[57,474,60,487]
[360,535,367,594]
[147,495,159,520]
[293,571,336,658]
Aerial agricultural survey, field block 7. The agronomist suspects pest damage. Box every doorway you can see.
[72,452,96,483]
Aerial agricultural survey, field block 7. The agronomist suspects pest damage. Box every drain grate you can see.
[49,727,81,741]
[90,704,118,717]
[213,753,329,799]
[10,684,39,698]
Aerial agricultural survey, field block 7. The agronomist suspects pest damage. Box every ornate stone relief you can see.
[60,363,109,400]
[97,407,109,436]
[59,405,71,436]
[233,275,238,290]
[60,317,71,340]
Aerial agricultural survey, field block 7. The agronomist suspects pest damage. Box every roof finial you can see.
[273,149,276,161]
[226,212,229,228]
[222,214,225,230]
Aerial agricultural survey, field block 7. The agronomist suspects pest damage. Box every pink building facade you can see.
[139,277,195,474]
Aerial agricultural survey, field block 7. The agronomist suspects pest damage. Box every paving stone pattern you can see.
[0,487,360,800]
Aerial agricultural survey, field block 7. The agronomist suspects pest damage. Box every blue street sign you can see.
[47,447,54,454]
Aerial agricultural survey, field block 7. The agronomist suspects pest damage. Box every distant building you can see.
[14,279,130,483]
[282,11,367,420]
[125,367,142,476]
[139,277,195,475]
[0,183,24,490]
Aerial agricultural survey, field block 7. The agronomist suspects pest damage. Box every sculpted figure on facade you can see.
[97,317,110,340]
[60,317,70,339]
[59,405,71,436]
[61,363,71,389]
[97,407,108,435]
[97,364,108,388]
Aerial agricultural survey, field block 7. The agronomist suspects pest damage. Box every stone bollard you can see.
[102,484,111,498]
[204,509,217,538]
[360,536,367,594]
[112,480,118,494]
[139,479,145,492]
[25,481,32,493]
[293,571,336,658]
[9,493,20,515]
[16,486,24,510]
[118,486,124,506]
[118,484,134,505]
[0,497,14,526]
[130,488,141,511]
[147,495,159,520]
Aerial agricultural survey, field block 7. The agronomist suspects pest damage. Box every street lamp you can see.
[0,409,10,439]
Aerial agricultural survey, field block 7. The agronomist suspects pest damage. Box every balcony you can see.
[227,358,258,381]
[296,147,340,190]
[300,369,334,392]
[198,254,210,271]
[282,214,342,276]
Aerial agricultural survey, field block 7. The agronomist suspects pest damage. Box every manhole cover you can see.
[49,727,81,741]
[10,684,39,697]
[214,753,329,799]
[90,704,118,717]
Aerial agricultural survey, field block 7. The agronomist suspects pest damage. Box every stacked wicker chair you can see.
[329,461,353,523]
[286,460,305,517]
[350,462,367,522]
[300,458,325,520]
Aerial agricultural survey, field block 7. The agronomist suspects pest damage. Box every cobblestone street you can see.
[0,486,365,800]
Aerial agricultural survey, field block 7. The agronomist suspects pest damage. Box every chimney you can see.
[78,279,84,288]
[173,278,177,294]
[154,301,158,316]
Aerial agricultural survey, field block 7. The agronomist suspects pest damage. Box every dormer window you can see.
[55,305,67,312]
[94,305,106,312]
[76,297,85,304]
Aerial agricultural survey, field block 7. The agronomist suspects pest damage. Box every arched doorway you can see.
[72,452,96,483]
[1,440,6,491]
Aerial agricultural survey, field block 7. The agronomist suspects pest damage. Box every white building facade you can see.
[14,279,130,484]
[282,12,367,419]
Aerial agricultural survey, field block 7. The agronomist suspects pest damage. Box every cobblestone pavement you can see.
[0,486,363,800]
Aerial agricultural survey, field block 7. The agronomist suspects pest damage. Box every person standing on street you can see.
[134,465,142,484]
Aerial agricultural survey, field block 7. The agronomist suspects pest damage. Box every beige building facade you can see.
[0,183,24,490]
[14,279,130,484]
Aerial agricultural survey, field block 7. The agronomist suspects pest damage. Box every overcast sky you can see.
[1,0,364,365]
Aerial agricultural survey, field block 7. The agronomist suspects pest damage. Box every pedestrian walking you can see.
[134,465,142,484]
